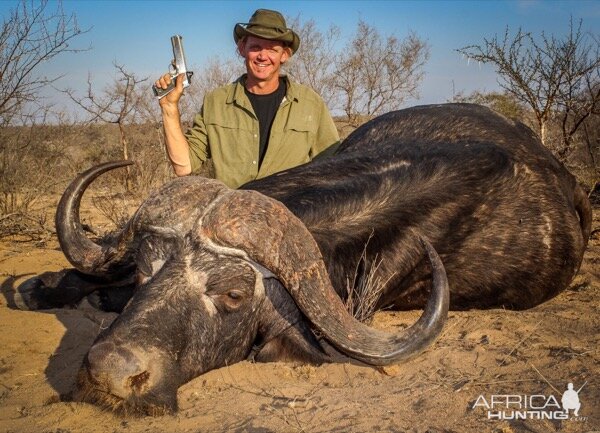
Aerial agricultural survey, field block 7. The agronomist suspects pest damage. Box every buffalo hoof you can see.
[10,270,95,311]
[12,276,46,310]
[9,270,134,313]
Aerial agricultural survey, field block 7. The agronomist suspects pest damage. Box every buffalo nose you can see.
[86,341,151,398]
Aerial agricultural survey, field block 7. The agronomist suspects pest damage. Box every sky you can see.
[1,0,599,119]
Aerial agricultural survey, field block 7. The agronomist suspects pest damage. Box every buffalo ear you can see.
[250,279,331,365]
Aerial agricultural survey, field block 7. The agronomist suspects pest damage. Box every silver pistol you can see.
[152,35,193,99]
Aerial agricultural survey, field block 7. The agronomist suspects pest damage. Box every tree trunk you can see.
[118,122,132,191]
[540,119,548,148]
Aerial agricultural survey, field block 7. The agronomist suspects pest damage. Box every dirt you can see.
[0,204,598,433]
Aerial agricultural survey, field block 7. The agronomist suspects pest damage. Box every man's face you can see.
[241,36,290,84]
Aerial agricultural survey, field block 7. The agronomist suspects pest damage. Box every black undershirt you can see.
[245,78,287,167]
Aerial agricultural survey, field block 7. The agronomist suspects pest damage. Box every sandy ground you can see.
[0,205,598,433]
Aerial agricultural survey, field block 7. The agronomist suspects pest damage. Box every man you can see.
[155,9,340,189]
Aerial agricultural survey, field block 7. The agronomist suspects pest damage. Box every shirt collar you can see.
[228,74,298,106]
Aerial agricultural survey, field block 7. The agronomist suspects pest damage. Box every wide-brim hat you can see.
[234,9,300,54]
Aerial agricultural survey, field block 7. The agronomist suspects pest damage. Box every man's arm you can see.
[156,73,193,176]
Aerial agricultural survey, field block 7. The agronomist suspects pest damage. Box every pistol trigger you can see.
[169,63,178,76]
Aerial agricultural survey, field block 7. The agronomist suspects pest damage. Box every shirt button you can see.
[254,134,258,138]
[252,160,257,165]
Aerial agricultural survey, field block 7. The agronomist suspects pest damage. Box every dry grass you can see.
[344,233,392,323]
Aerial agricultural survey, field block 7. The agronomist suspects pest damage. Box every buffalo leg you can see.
[13,269,134,312]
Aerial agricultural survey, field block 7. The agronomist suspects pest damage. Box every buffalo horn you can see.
[56,160,135,276]
[201,189,449,366]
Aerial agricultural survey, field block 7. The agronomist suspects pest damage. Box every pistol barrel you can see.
[152,34,193,99]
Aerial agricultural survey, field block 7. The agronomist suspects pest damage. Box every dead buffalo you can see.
[15,103,591,415]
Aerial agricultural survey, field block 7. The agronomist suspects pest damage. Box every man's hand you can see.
[155,73,186,107]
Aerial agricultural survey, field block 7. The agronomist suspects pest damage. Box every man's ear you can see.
[237,38,247,57]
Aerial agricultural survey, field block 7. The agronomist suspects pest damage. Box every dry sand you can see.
[0,206,598,433]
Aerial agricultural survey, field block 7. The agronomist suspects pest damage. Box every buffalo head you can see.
[56,161,449,415]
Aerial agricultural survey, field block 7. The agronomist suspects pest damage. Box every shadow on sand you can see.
[1,274,116,398]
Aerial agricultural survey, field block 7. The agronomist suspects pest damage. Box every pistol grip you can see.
[152,81,176,99]
[152,72,193,99]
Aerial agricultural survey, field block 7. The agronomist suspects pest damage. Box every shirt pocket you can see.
[204,109,251,136]
[282,110,319,156]
[285,111,318,135]
[205,113,257,165]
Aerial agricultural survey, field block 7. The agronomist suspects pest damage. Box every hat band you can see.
[244,24,288,34]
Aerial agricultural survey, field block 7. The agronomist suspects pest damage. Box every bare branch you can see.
[0,0,89,125]
[458,17,600,155]
[285,15,341,109]
[333,20,429,127]
[62,63,148,125]
[60,63,149,191]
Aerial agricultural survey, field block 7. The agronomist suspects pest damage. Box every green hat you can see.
[234,9,300,54]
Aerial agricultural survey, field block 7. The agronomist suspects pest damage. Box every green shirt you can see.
[185,75,340,189]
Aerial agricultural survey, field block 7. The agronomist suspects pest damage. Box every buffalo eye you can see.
[218,289,247,311]
[206,265,255,311]
[227,290,244,300]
